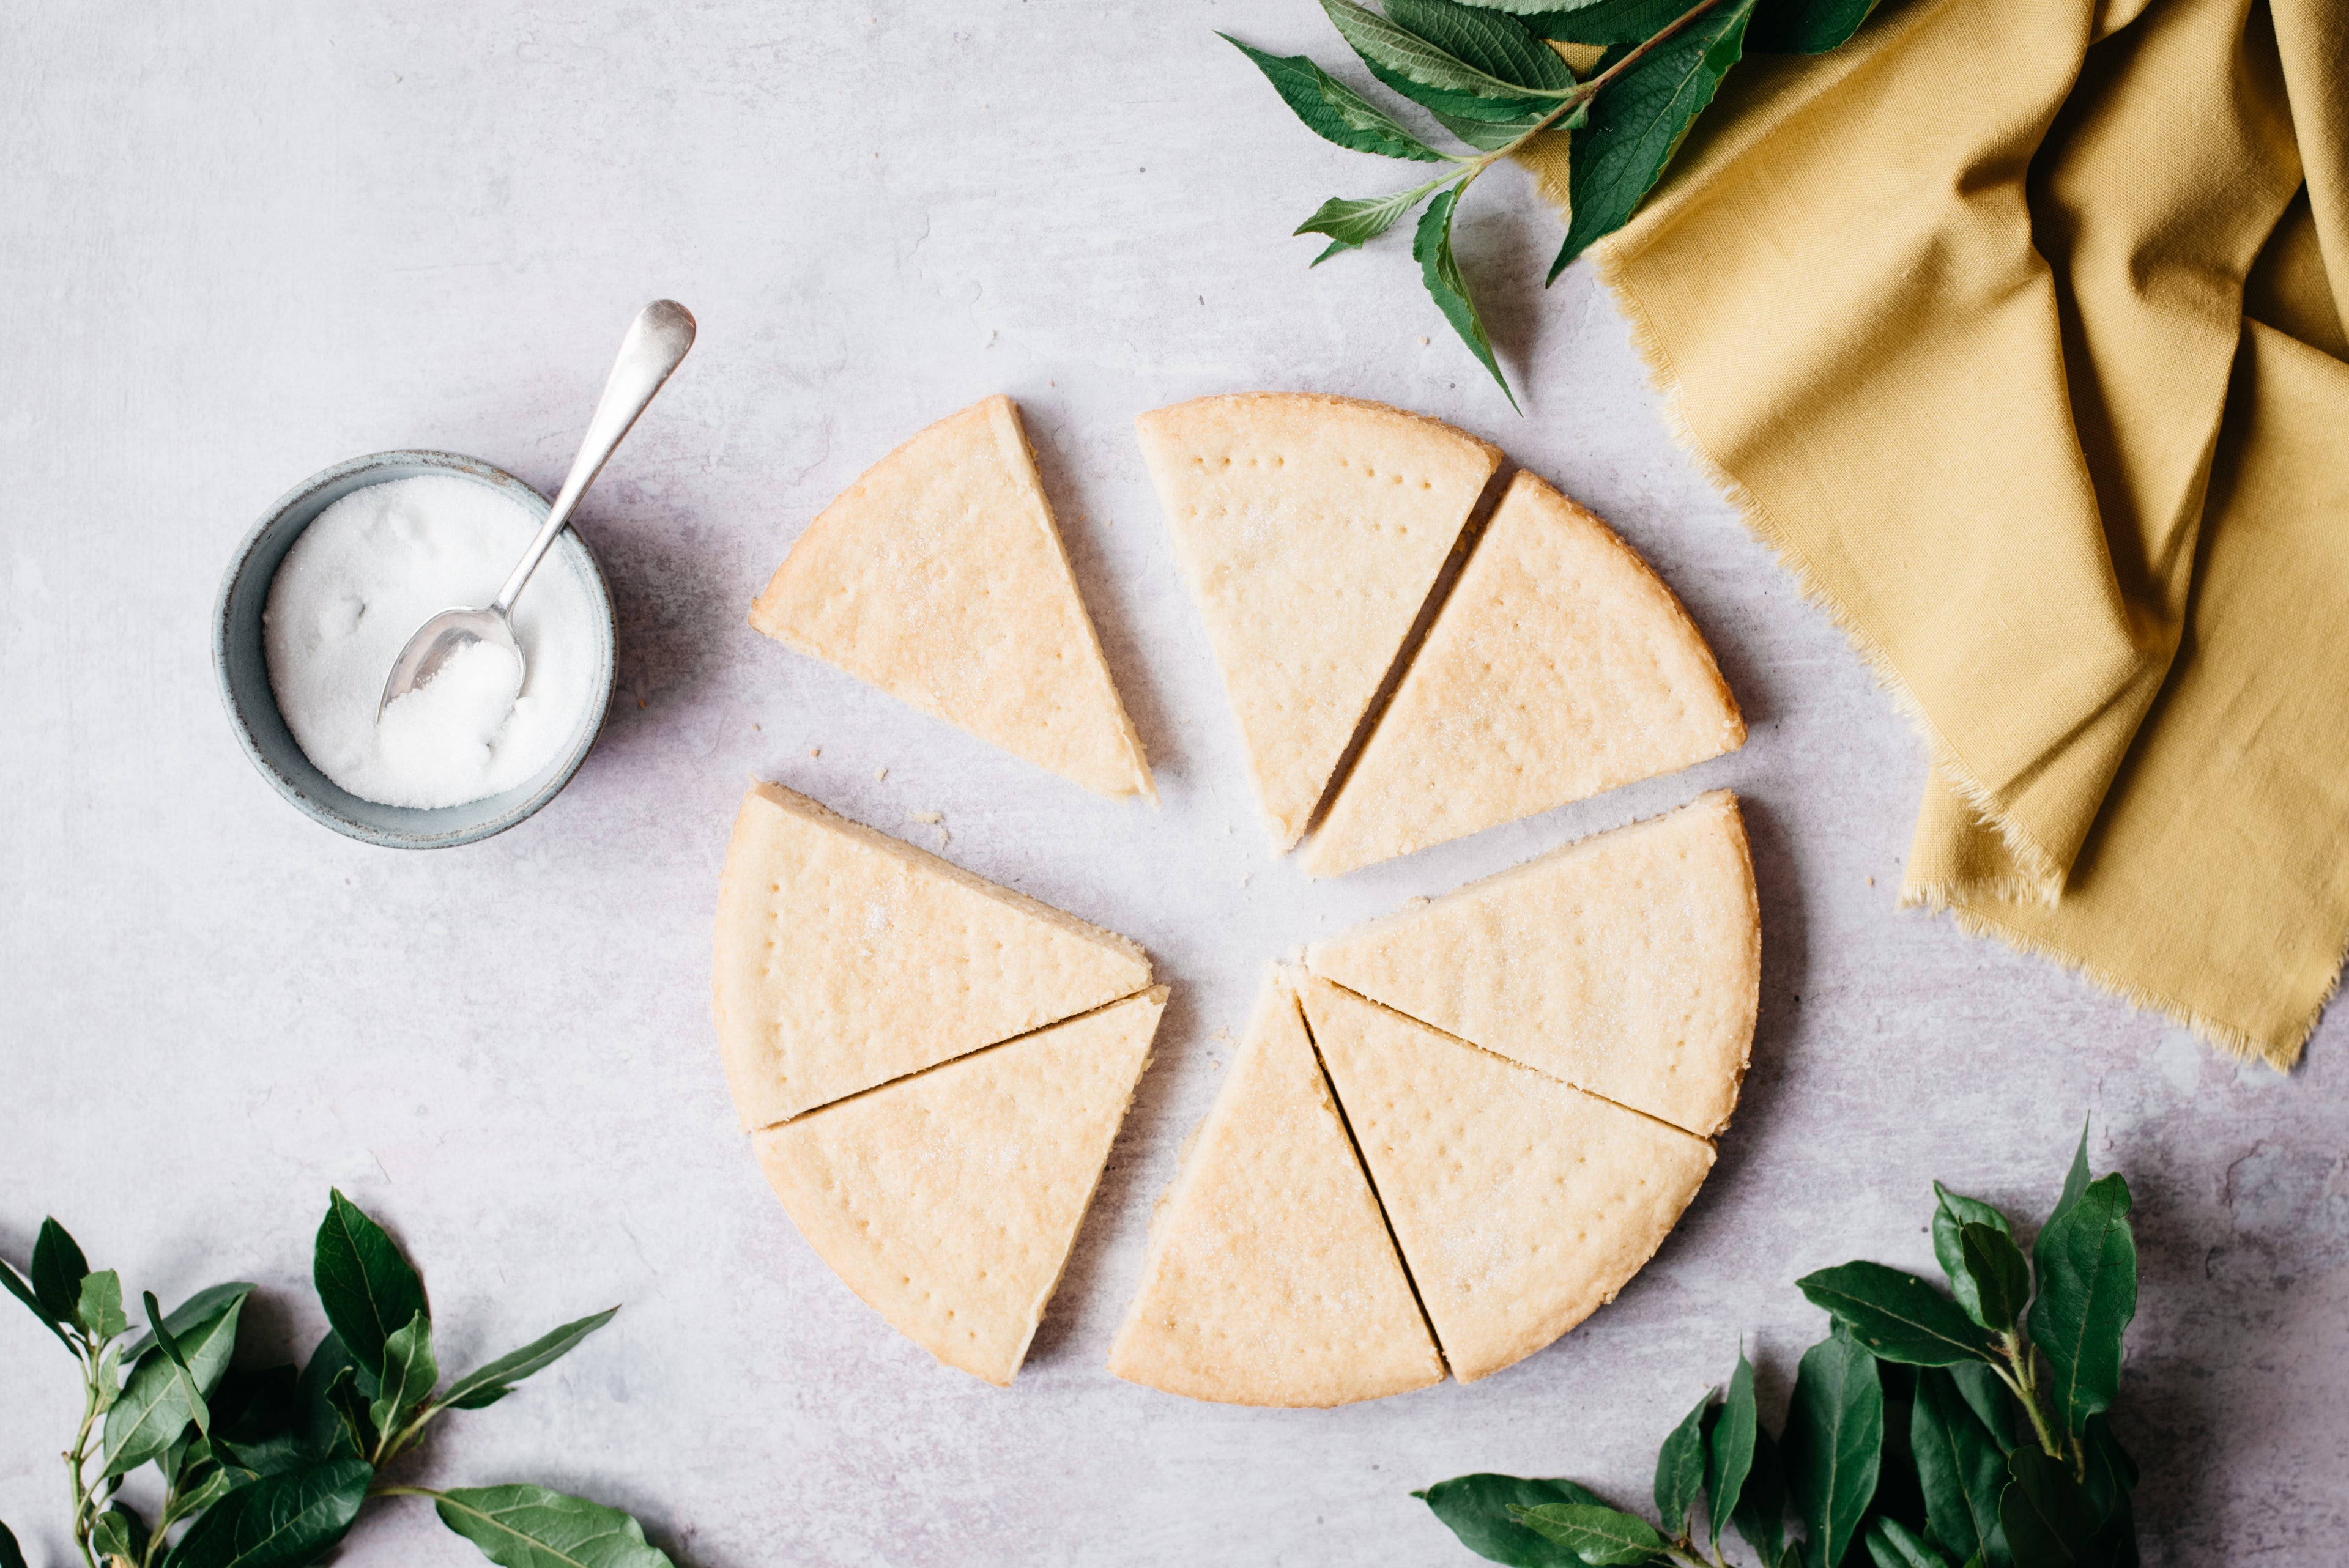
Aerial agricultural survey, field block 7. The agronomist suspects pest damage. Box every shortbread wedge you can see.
[752,394,1154,801]
[1307,791,1758,1137]
[754,987,1168,1386]
[1107,971,1443,1407]
[713,781,1152,1129]
[1297,977,1715,1382]
[1306,470,1744,876]
[1135,393,1501,850]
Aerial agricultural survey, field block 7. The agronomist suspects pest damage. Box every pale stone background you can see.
[3,4,2342,1565]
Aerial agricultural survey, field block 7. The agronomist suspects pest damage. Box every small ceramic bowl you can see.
[213,449,618,849]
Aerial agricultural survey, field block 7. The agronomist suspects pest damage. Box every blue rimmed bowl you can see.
[213,449,618,849]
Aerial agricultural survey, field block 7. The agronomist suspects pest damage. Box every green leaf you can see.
[168,1432,215,1487]
[1322,75,1458,151]
[1444,0,1619,14]
[1746,0,1880,54]
[141,1290,213,1439]
[1546,0,1757,281]
[313,1189,428,1382]
[1998,1448,2104,1565]
[1370,58,1556,125]
[0,1520,24,1568]
[94,1342,124,1417]
[1323,0,1570,102]
[322,1366,374,1463]
[2079,1496,2138,1568]
[1386,0,1578,91]
[1911,1368,2008,1567]
[2047,1119,2094,1231]
[1296,179,1453,264]
[295,1334,369,1461]
[1,1252,70,1347]
[2096,1520,2136,1568]
[2029,1174,2137,1438]
[215,1430,310,1479]
[1222,35,1451,161]
[122,1283,259,1363]
[1958,1224,2032,1336]
[78,1270,129,1342]
[2080,1413,2137,1517]
[1414,186,1518,407]
[439,1307,620,1412]
[175,1461,255,1518]
[92,1504,149,1565]
[1946,1361,2016,1450]
[1797,1262,1997,1367]
[1705,1350,1758,1551]
[1339,3,1559,131]
[369,1309,439,1438]
[1416,1474,1608,1566]
[1428,101,1557,149]
[162,1460,372,1568]
[1518,0,1692,45]
[1655,1388,1712,1536]
[102,1292,247,1477]
[1932,1185,2016,1325]
[1509,1503,1672,1565]
[1786,1326,1883,1568]
[1732,1421,1788,1566]
[432,1485,675,1568]
[31,1218,90,1323]
[1866,1517,1959,1568]
[2071,1425,2139,1568]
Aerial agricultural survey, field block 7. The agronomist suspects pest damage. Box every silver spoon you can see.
[379,299,696,716]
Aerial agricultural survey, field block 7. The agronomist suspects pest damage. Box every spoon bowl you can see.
[380,605,523,712]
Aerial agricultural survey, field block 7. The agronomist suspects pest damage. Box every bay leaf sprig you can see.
[1417,1120,2141,1567]
[1229,0,1881,402]
[2,1191,656,1568]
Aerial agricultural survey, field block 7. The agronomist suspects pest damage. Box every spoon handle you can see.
[491,299,697,617]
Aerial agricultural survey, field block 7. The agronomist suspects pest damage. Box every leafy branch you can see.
[1228,0,1881,402]
[1417,1119,2140,1567]
[2,1192,656,1568]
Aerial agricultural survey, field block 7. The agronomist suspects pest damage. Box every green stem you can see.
[138,1479,186,1568]
[1460,0,1731,172]
[375,1401,446,1468]
[1993,1331,2065,1459]
[369,1485,445,1501]
[65,1332,102,1568]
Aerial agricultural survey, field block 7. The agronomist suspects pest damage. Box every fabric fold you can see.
[1584,0,2348,1065]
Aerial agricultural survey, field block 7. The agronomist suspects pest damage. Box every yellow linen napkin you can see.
[1571,0,2347,1065]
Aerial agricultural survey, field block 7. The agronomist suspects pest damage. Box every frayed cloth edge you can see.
[1903,876,2060,912]
[1942,904,2315,1072]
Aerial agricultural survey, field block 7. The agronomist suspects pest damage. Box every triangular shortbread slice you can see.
[1297,977,1714,1383]
[1307,791,1758,1137]
[1306,470,1745,876]
[753,987,1168,1386]
[751,394,1154,801]
[1107,971,1443,1406]
[1135,393,1501,850]
[713,781,1152,1129]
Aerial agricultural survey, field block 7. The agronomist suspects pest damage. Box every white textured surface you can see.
[2,5,2342,1566]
